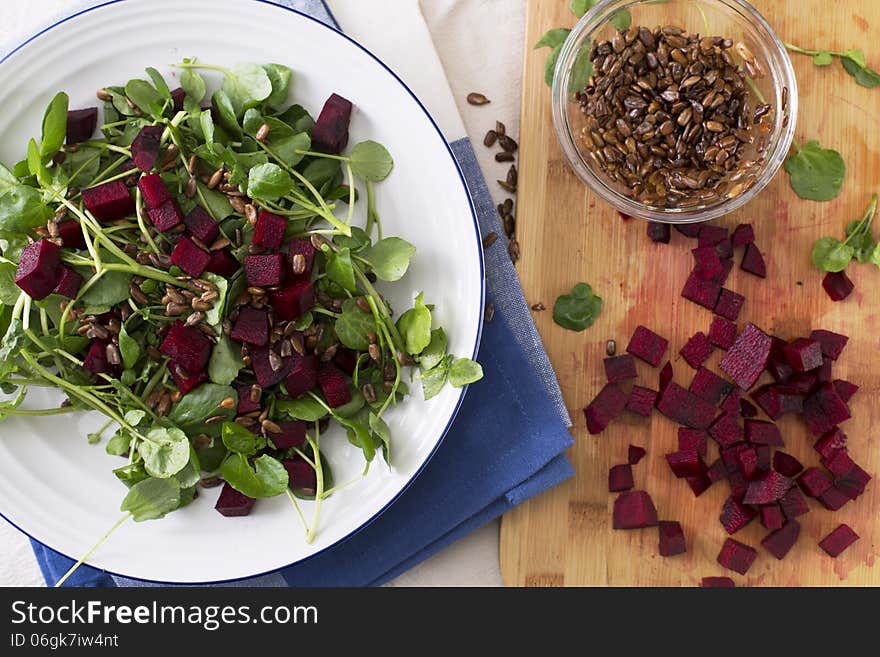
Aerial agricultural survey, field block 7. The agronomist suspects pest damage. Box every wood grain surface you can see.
[500,0,880,586]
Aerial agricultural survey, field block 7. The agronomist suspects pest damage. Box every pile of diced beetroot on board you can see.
[586,221,868,586]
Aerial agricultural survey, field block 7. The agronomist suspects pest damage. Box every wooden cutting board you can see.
[500,0,880,586]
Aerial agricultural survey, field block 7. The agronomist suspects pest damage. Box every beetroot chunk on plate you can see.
[708,412,743,448]
[66,107,97,144]
[170,87,186,112]
[701,576,735,588]
[284,353,318,398]
[608,464,634,492]
[717,538,757,575]
[237,384,261,414]
[680,331,713,369]
[658,521,687,557]
[647,221,671,243]
[131,124,164,172]
[692,246,723,280]
[656,383,716,429]
[809,329,848,361]
[626,385,657,417]
[720,496,757,534]
[708,315,737,350]
[612,490,658,529]
[269,281,314,322]
[15,239,61,300]
[56,220,86,249]
[833,379,859,402]
[147,199,184,232]
[780,486,810,519]
[626,325,668,367]
[819,524,859,557]
[760,505,785,531]
[666,449,705,478]
[682,270,722,310]
[720,322,772,390]
[245,254,286,287]
[583,383,628,434]
[802,382,851,437]
[251,347,294,388]
[83,340,111,374]
[740,243,767,278]
[53,266,83,299]
[253,210,287,249]
[230,307,270,347]
[773,452,803,477]
[797,467,833,497]
[628,445,647,465]
[270,420,307,449]
[311,93,353,154]
[743,471,792,505]
[678,428,708,458]
[214,482,256,517]
[689,367,732,404]
[183,205,220,244]
[714,288,745,322]
[171,236,210,277]
[288,238,316,277]
[283,457,317,494]
[731,223,755,248]
[137,172,172,208]
[159,321,212,374]
[318,363,351,408]
[744,419,783,446]
[170,364,207,395]
[604,355,637,383]
[783,338,823,372]
[82,180,135,222]
[761,519,800,560]
[822,271,854,301]
[205,249,240,278]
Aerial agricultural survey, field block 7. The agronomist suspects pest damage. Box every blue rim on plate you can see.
[0,0,485,585]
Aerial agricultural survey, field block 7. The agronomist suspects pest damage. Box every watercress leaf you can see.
[396,292,432,355]
[448,357,484,387]
[118,325,141,370]
[220,453,288,498]
[168,383,236,429]
[242,108,264,136]
[325,246,357,292]
[113,462,149,488]
[301,157,340,189]
[813,50,834,66]
[60,145,101,187]
[870,241,880,266]
[200,272,228,326]
[350,141,394,182]
[175,447,201,489]
[139,426,190,478]
[545,44,564,86]
[368,412,391,463]
[199,110,215,152]
[851,232,875,263]
[221,421,265,456]
[293,311,314,331]
[553,282,603,331]
[195,181,234,221]
[610,9,632,31]
[0,319,24,378]
[335,298,375,351]
[124,409,146,426]
[222,63,273,115]
[270,132,311,168]
[844,49,866,68]
[344,417,375,463]
[841,55,880,88]
[120,476,181,521]
[211,90,241,140]
[419,328,448,372]
[145,67,172,100]
[361,237,416,281]
[0,165,53,234]
[27,138,50,188]
[246,163,293,201]
[263,63,293,109]
[534,28,571,49]
[811,236,854,272]
[125,79,164,117]
[105,430,132,456]
[421,355,450,400]
[784,141,845,201]
[0,261,19,305]
[568,46,594,95]
[180,66,207,104]
[80,271,132,308]
[40,91,68,161]
[275,103,314,134]
[208,334,245,386]
[276,396,328,422]
[334,389,365,419]
[333,226,371,252]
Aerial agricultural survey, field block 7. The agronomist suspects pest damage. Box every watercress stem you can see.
[54,513,131,587]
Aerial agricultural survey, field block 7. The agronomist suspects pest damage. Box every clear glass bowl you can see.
[552,0,797,224]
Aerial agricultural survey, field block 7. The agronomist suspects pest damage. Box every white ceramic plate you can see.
[0,0,483,583]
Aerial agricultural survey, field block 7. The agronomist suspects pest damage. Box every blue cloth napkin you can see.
[24,0,574,587]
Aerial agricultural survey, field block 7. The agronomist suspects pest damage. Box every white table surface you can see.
[0,0,525,587]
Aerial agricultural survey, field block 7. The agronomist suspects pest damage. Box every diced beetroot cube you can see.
[686,472,713,497]
[766,339,794,384]
[318,363,351,408]
[728,471,748,500]
[761,520,800,560]
[282,457,317,494]
[760,505,785,531]
[751,385,783,420]
[701,576,736,588]
[170,362,207,394]
[647,221,671,243]
[171,236,210,277]
[288,238,316,278]
[722,443,749,471]
[731,223,755,248]
[237,384,261,414]
[250,347,295,388]
[334,348,358,375]
[205,249,240,277]
[797,467,833,497]
[815,357,833,384]
[678,428,708,458]
[740,243,767,278]
[604,354,637,383]
[682,270,721,310]
[721,389,742,416]
[775,386,805,415]
[675,224,702,238]
[773,452,803,477]
[756,445,771,474]
[285,353,318,398]
[148,199,184,232]
[809,329,848,360]
[230,307,269,346]
[214,482,256,517]
[82,341,111,374]
[253,210,287,249]
[312,93,353,154]
[658,521,686,557]
[665,449,705,478]
[821,450,855,478]
[744,419,783,446]
[780,487,811,519]
[66,108,98,144]
[737,447,759,481]
[689,367,732,404]
[835,471,868,501]
[583,383,628,434]
[692,246,723,280]
[714,239,733,260]
[608,464,634,492]
[82,180,135,222]
[840,464,871,495]
[743,471,792,505]
[720,496,757,534]
[656,383,716,429]
[183,205,220,244]
[659,361,673,392]
[818,486,849,511]
[612,490,659,529]
[628,445,647,465]
[822,271,854,302]
[699,224,729,247]
[714,288,745,322]
[707,459,727,483]
[708,316,738,350]
[53,266,83,299]
[709,258,735,285]
[15,239,61,300]
[802,382,851,437]
[819,524,859,557]
[170,87,186,112]
[833,379,859,403]
[813,427,848,460]
[717,538,757,575]
[245,254,286,287]
[159,321,212,374]
[782,338,823,373]
[137,173,172,208]
[270,420,307,449]
[720,322,772,390]
[56,220,86,249]
[709,412,743,448]
[626,325,668,367]
[680,331,713,369]
[131,125,164,172]
[625,386,657,417]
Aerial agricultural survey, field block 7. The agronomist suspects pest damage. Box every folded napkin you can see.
[21,0,574,587]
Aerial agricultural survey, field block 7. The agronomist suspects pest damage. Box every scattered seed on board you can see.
[495,121,506,137]
[498,135,518,152]
[483,130,498,147]
[495,152,515,163]
[606,340,617,356]
[508,238,520,263]
[467,92,490,105]
[497,180,516,193]
[531,302,546,311]
[504,214,515,238]
[484,301,495,323]
[506,165,517,187]
[482,232,498,248]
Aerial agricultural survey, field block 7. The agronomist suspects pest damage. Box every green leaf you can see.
[138,426,190,478]
[40,92,68,161]
[113,462,149,488]
[568,46,594,95]
[199,109,215,150]
[222,421,266,456]
[569,0,592,17]
[0,164,53,234]
[0,319,24,378]
[120,477,181,522]
[105,430,132,456]
[276,103,314,134]
[813,50,834,66]
[276,396,328,422]
[361,237,416,281]
[195,181,234,220]
[784,141,846,202]
[535,28,571,49]
[211,90,241,140]
[326,246,358,292]
[334,226,371,252]
[844,49,866,68]
[846,221,876,263]
[124,409,146,426]
[246,163,293,201]
[368,412,391,462]
[610,9,632,31]
[334,298,376,351]
[350,141,394,182]
[80,271,132,308]
[180,66,207,104]
[870,241,880,266]
[293,311,314,331]
[545,44,564,87]
[208,334,245,385]
[27,138,50,188]
[396,292,432,355]
[343,415,375,463]
[168,383,236,430]
[553,282,603,331]
[145,67,172,100]
[841,55,880,88]
[125,79,164,117]
[175,447,201,489]
[200,272,228,326]
[0,261,19,305]
[220,453,288,498]
[448,358,484,387]
[60,146,101,187]
[118,325,141,370]
[811,237,854,272]
[420,328,447,372]
[421,355,450,400]
[270,132,311,168]
[263,63,293,109]
[222,63,273,115]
